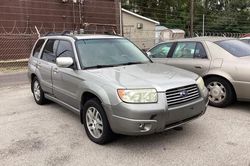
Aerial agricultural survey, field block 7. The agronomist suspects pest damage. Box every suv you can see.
[28,34,208,144]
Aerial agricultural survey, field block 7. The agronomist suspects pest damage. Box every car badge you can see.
[180,90,188,97]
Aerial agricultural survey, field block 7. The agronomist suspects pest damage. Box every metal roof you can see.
[122,8,160,25]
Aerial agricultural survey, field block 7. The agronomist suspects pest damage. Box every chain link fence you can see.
[0,34,38,72]
[0,22,119,72]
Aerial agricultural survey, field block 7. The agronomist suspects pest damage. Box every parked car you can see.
[240,37,250,44]
[28,34,208,144]
[147,37,250,107]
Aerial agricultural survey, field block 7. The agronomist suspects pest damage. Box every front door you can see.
[52,40,81,109]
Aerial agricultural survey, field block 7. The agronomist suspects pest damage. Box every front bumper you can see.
[104,92,209,136]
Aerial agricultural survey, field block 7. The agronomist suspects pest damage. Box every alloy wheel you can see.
[86,107,104,139]
[33,81,41,101]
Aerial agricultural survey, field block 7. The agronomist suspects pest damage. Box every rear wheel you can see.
[32,77,47,105]
[82,98,115,144]
[205,77,235,108]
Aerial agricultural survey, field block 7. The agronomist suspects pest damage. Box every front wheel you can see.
[82,98,115,144]
[205,77,235,108]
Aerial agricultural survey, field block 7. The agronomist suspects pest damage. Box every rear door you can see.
[166,42,211,76]
[149,42,174,63]
[36,39,59,94]
[52,40,81,109]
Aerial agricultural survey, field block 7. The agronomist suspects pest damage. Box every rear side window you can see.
[194,43,207,59]
[172,42,196,58]
[215,39,250,57]
[33,39,45,58]
[56,40,74,58]
[41,39,59,63]
[172,42,207,59]
[241,39,250,44]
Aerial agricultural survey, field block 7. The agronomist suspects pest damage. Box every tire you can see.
[32,77,47,105]
[205,77,235,108]
[82,98,114,145]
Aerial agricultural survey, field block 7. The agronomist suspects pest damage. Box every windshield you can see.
[215,39,250,57]
[76,38,150,68]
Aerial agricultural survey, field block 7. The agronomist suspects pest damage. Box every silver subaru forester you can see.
[28,34,208,144]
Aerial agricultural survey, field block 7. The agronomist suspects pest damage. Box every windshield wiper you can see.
[84,62,148,69]
[84,64,115,69]
[117,61,148,66]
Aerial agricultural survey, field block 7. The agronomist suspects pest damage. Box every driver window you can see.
[56,40,74,58]
[41,39,59,63]
[56,40,76,68]
[150,43,173,58]
[172,42,196,59]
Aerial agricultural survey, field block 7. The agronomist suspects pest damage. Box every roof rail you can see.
[45,31,71,36]
[43,31,77,40]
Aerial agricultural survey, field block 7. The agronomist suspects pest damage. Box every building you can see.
[155,25,168,44]
[0,0,120,61]
[122,8,160,50]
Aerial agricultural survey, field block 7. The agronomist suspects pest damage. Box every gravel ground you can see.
[0,85,249,166]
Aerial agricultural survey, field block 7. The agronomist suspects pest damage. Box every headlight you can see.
[196,77,205,90]
[117,89,158,103]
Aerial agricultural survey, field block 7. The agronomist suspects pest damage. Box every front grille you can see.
[166,84,200,107]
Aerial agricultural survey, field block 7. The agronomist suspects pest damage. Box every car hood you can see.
[85,63,198,92]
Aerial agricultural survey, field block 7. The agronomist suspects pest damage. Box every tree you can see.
[122,0,250,35]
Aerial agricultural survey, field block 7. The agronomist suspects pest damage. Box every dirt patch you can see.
[0,137,44,159]
[46,154,71,166]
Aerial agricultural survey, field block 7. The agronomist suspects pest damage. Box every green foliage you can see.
[122,0,250,33]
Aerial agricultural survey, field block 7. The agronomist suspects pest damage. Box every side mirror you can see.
[56,57,74,68]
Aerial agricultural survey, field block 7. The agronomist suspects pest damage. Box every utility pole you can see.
[202,14,205,36]
[190,0,194,37]
[119,0,123,36]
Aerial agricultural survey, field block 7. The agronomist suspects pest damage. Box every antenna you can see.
[34,26,40,37]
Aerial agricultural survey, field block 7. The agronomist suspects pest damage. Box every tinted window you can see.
[194,43,207,59]
[41,39,58,63]
[149,43,173,58]
[241,39,250,44]
[57,40,74,58]
[33,39,45,58]
[241,39,249,44]
[172,42,196,58]
[215,39,250,57]
[76,39,150,68]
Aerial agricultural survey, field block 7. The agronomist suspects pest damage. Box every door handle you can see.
[36,63,41,69]
[53,68,59,74]
[195,66,202,69]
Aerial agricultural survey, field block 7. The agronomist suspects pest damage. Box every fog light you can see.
[138,123,152,132]
[139,123,145,130]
